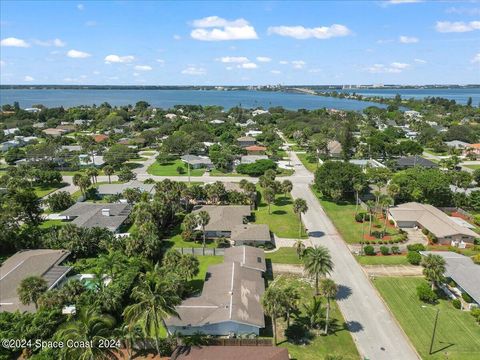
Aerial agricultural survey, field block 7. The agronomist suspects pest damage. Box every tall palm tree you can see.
[387,183,400,206]
[86,167,99,184]
[294,239,305,259]
[244,182,257,209]
[421,254,446,291]
[263,187,276,215]
[17,276,47,310]
[123,267,181,357]
[55,307,117,360]
[178,254,200,281]
[261,284,286,345]
[379,195,393,236]
[78,175,92,197]
[366,200,376,236]
[293,198,308,237]
[353,182,364,215]
[196,210,210,250]
[303,246,334,295]
[103,165,114,184]
[319,278,338,334]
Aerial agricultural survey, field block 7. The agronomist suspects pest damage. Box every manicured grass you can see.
[266,248,303,264]
[39,219,67,229]
[162,223,219,249]
[128,156,148,162]
[210,169,244,177]
[255,192,307,239]
[34,183,66,198]
[273,275,359,360]
[465,164,480,170]
[147,159,205,176]
[374,277,480,360]
[356,255,409,266]
[424,148,447,156]
[297,153,318,173]
[140,151,156,156]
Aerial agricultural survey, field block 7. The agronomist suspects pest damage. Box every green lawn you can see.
[162,223,219,249]
[297,153,318,173]
[266,248,303,265]
[39,219,68,229]
[273,275,359,360]
[424,148,447,156]
[465,164,480,170]
[210,169,244,177]
[34,183,66,198]
[147,159,205,176]
[140,151,156,156]
[356,255,409,266]
[374,277,480,360]
[255,192,307,239]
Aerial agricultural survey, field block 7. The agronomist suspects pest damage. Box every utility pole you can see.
[429,308,440,355]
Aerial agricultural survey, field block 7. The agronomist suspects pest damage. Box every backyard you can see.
[266,247,303,265]
[374,277,480,360]
[34,183,67,198]
[147,159,206,176]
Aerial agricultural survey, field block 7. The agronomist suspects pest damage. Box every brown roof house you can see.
[237,135,256,148]
[388,202,479,245]
[245,145,267,155]
[0,249,71,312]
[165,246,266,336]
[171,346,289,360]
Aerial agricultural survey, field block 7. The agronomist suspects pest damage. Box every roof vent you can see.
[101,208,110,217]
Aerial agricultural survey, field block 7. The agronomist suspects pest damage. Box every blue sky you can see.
[1,0,479,85]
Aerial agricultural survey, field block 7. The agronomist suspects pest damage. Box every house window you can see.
[257,257,262,263]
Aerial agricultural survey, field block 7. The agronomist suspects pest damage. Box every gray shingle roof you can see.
[61,203,131,232]
[192,205,251,232]
[395,156,438,168]
[181,155,213,166]
[97,180,155,195]
[231,224,271,244]
[224,246,267,272]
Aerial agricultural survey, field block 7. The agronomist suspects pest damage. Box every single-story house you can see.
[73,119,92,126]
[349,159,386,170]
[97,180,155,196]
[57,124,76,132]
[445,140,471,150]
[0,249,71,312]
[230,224,271,246]
[24,108,41,113]
[61,145,82,152]
[419,251,480,307]
[388,202,478,245]
[394,156,438,169]
[192,205,251,238]
[237,136,256,148]
[3,128,19,136]
[245,130,263,137]
[245,145,267,155]
[1,140,22,152]
[33,122,46,128]
[464,144,480,156]
[42,128,68,137]
[171,346,289,360]
[224,245,267,273]
[209,119,225,125]
[165,246,266,336]
[181,155,213,169]
[79,154,105,167]
[241,155,268,164]
[61,203,131,233]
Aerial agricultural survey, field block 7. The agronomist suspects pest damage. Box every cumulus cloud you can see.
[104,54,135,63]
[67,49,91,58]
[134,65,152,71]
[1,37,30,47]
[240,62,257,69]
[77,4,84,10]
[270,70,281,74]
[256,56,271,62]
[472,53,480,64]
[190,16,258,41]
[217,56,249,63]
[291,60,306,69]
[267,24,351,39]
[279,60,289,65]
[414,58,427,64]
[34,38,66,47]
[181,66,206,75]
[445,7,480,16]
[366,62,410,73]
[435,21,480,33]
[24,75,34,82]
[399,35,419,43]
[0,60,5,67]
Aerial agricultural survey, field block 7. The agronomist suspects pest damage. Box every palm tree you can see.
[294,239,305,259]
[281,180,293,198]
[303,246,334,295]
[366,200,376,236]
[196,210,210,251]
[319,278,338,334]
[261,284,286,345]
[353,182,364,215]
[387,183,400,206]
[123,267,181,357]
[178,254,200,281]
[421,254,446,291]
[72,173,82,189]
[303,296,323,330]
[263,187,276,215]
[86,167,99,184]
[293,198,308,237]
[379,196,393,236]
[103,165,114,184]
[244,182,257,209]
[17,276,47,309]
[78,175,91,197]
[55,307,117,360]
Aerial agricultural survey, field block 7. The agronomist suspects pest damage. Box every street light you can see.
[421,305,440,355]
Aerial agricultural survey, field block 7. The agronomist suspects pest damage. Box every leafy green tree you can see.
[17,276,48,309]
[45,191,74,212]
[281,180,293,198]
[319,278,338,334]
[103,144,134,167]
[314,161,365,200]
[117,166,136,182]
[294,239,305,259]
[293,198,308,237]
[261,283,287,345]
[303,246,334,295]
[421,254,446,290]
[263,187,276,215]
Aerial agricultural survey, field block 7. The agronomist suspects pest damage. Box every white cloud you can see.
[67,49,91,58]
[181,66,206,75]
[240,62,257,69]
[85,21,97,27]
[472,53,480,64]
[399,35,419,43]
[446,7,480,16]
[270,70,281,74]
[435,21,480,33]
[377,39,394,44]
[77,4,84,10]
[217,56,249,63]
[24,75,34,82]
[134,65,152,71]
[190,16,258,41]
[104,54,135,63]
[309,68,322,73]
[279,60,289,65]
[0,60,5,67]
[385,0,422,4]
[414,58,427,64]
[34,38,66,47]
[366,62,410,73]
[256,56,271,62]
[133,72,140,77]
[1,37,30,47]
[267,24,351,39]
[93,70,101,75]
[291,60,306,69]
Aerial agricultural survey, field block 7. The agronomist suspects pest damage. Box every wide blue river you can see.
[0,88,478,110]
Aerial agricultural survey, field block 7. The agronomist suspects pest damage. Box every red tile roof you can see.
[93,134,109,143]
[172,346,289,360]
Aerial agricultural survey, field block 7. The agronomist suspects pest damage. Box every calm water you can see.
[0,88,478,110]
[0,89,386,110]
[341,88,480,105]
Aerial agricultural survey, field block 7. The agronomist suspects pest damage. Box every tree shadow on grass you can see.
[272,210,287,215]
[336,284,352,301]
[343,320,363,333]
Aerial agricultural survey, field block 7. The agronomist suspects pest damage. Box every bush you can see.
[371,230,383,239]
[407,243,426,252]
[471,308,480,324]
[284,323,311,345]
[389,219,395,225]
[236,159,277,177]
[462,292,473,303]
[391,246,400,254]
[363,245,375,256]
[407,251,422,265]
[473,254,480,265]
[452,299,461,309]
[417,282,438,303]
[380,246,390,255]
[45,191,75,212]
[355,213,365,223]
[422,228,429,235]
